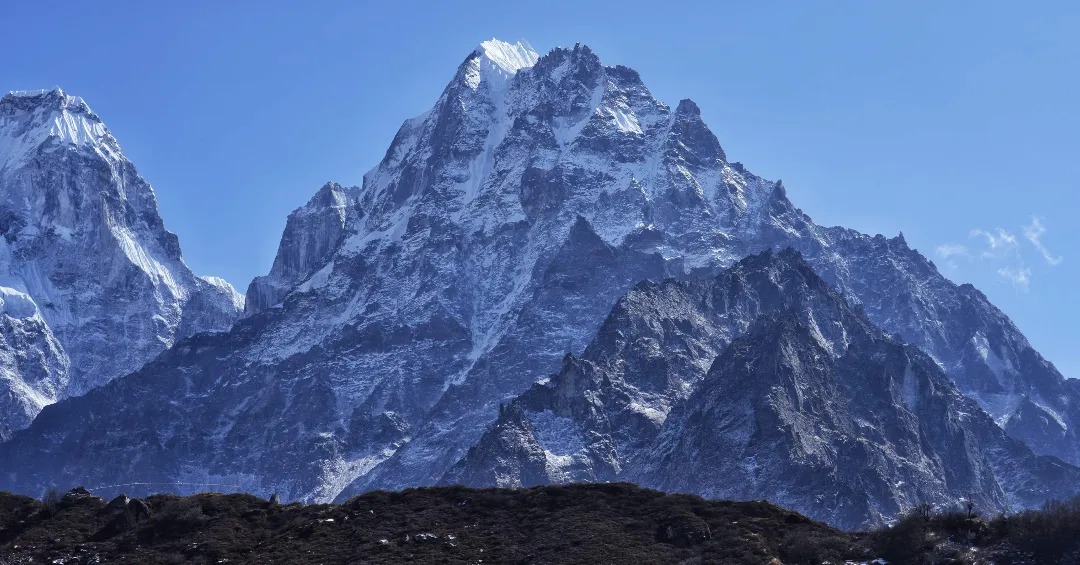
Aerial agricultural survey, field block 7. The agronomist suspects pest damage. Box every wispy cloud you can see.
[936,215,1062,291]
[969,228,1018,257]
[936,244,968,259]
[997,266,1032,290]
[935,244,969,270]
[1022,216,1063,266]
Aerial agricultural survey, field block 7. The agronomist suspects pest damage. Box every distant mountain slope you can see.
[445,250,1080,528]
[0,89,242,433]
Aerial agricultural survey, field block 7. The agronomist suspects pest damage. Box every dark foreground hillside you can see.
[1,483,1078,564]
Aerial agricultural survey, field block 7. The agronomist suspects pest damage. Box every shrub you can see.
[151,498,211,537]
[779,529,825,564]
[995,495,1080,563]
[872,511,931,564]
[41,487,61,508]
[38,487,62,517]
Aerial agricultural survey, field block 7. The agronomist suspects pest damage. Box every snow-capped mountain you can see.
[1,41,1077,523]
[444,250,1080,528]
[0,89,243,435]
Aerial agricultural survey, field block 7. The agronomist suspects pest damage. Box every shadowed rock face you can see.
[0,89,242,434]
[445,250,1080,529]
[1,40,1077,520]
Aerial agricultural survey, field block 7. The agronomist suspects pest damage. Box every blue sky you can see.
[3,1,1077,376]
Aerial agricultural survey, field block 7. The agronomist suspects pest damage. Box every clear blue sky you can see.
[3,1,1077,376]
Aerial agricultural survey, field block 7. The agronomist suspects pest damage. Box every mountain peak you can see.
[4,87,84,107]
[461,39,540,90]
[1,87,98,124]
[476,39,539,75]
[310,180,351,207]
[675,99,701,116]
[0,86,244,432]
[0,87,114,171]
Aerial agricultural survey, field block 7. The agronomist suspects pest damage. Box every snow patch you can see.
[0,286,38,319]
[1032,398,1068,432]
[200,275,245,310]
[528,410,587,481]
[463,39,539,93]
[972,332,1009,381]
[295,261,334,293]
[628,398,669,426]
[604,105,643,135]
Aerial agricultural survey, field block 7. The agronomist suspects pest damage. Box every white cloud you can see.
[939,215,1060,290]
[936,244,968,259]
[935,244,969,269]
[1022,216,1063,266]
[997,266,1032,291]
[969,228,1018,257]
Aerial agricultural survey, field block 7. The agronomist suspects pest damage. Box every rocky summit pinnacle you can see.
[1,40,1078,530]
[0,88,243,434]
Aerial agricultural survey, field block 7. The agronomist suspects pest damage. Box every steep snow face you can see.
[469,39,540,87]
[2,41,1077,509]
[0,88,242,433]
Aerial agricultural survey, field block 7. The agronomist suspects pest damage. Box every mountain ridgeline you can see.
[0,40,1078,530]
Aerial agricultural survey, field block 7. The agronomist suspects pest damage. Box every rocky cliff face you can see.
[0,42,1076,522]
[0,89,243,433]
[245,182,355,314]
[642,309,1078,529]
[445,250,1080,528]
[763,221,1080,469]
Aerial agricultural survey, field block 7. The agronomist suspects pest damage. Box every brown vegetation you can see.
[1,483,1078,564]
